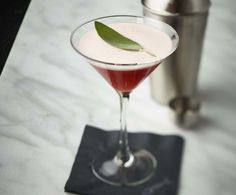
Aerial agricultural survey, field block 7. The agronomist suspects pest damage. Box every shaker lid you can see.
[142,0,211,16]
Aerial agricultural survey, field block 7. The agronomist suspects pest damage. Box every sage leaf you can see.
[94,21,144,52]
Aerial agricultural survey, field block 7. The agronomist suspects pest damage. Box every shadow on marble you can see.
[192,115,214,130]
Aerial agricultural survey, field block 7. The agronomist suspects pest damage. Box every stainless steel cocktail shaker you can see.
[142,0,211,104]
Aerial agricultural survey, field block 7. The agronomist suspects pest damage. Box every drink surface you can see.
[78,23,172,64]
[78,23,172,92]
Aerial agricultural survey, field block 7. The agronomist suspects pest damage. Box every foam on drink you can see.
[78,23,172,65]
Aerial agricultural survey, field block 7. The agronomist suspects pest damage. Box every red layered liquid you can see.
[92,63,160,93]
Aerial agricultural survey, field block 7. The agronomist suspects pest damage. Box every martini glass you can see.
[71,15,178,186]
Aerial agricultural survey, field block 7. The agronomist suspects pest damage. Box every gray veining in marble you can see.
[0,0,236,194]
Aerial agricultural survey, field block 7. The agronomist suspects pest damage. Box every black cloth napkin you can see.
[65,125,184,195]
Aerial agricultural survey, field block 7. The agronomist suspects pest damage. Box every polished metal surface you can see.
[143,0,211,104]
[142,0,211,15]
[169,96,200,128]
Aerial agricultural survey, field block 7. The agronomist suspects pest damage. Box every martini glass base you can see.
[92,149,157,186]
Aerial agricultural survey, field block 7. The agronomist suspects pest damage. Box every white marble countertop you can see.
[0,0,236,194]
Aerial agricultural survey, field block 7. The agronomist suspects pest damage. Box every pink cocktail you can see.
[71,15,179,186]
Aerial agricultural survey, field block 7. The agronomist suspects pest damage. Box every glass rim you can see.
[70,15,179,66]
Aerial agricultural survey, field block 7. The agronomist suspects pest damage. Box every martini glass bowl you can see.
[71,15,179,186]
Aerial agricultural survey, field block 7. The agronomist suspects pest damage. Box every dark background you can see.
[0,0,31,74]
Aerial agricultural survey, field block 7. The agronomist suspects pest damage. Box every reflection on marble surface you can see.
[0,0,236,194]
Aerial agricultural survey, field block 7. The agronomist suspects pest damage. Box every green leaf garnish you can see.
[94,21,144,52]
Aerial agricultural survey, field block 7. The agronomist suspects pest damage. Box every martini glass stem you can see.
[117,92,133,165]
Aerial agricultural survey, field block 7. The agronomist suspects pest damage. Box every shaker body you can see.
[143,4,209,104]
